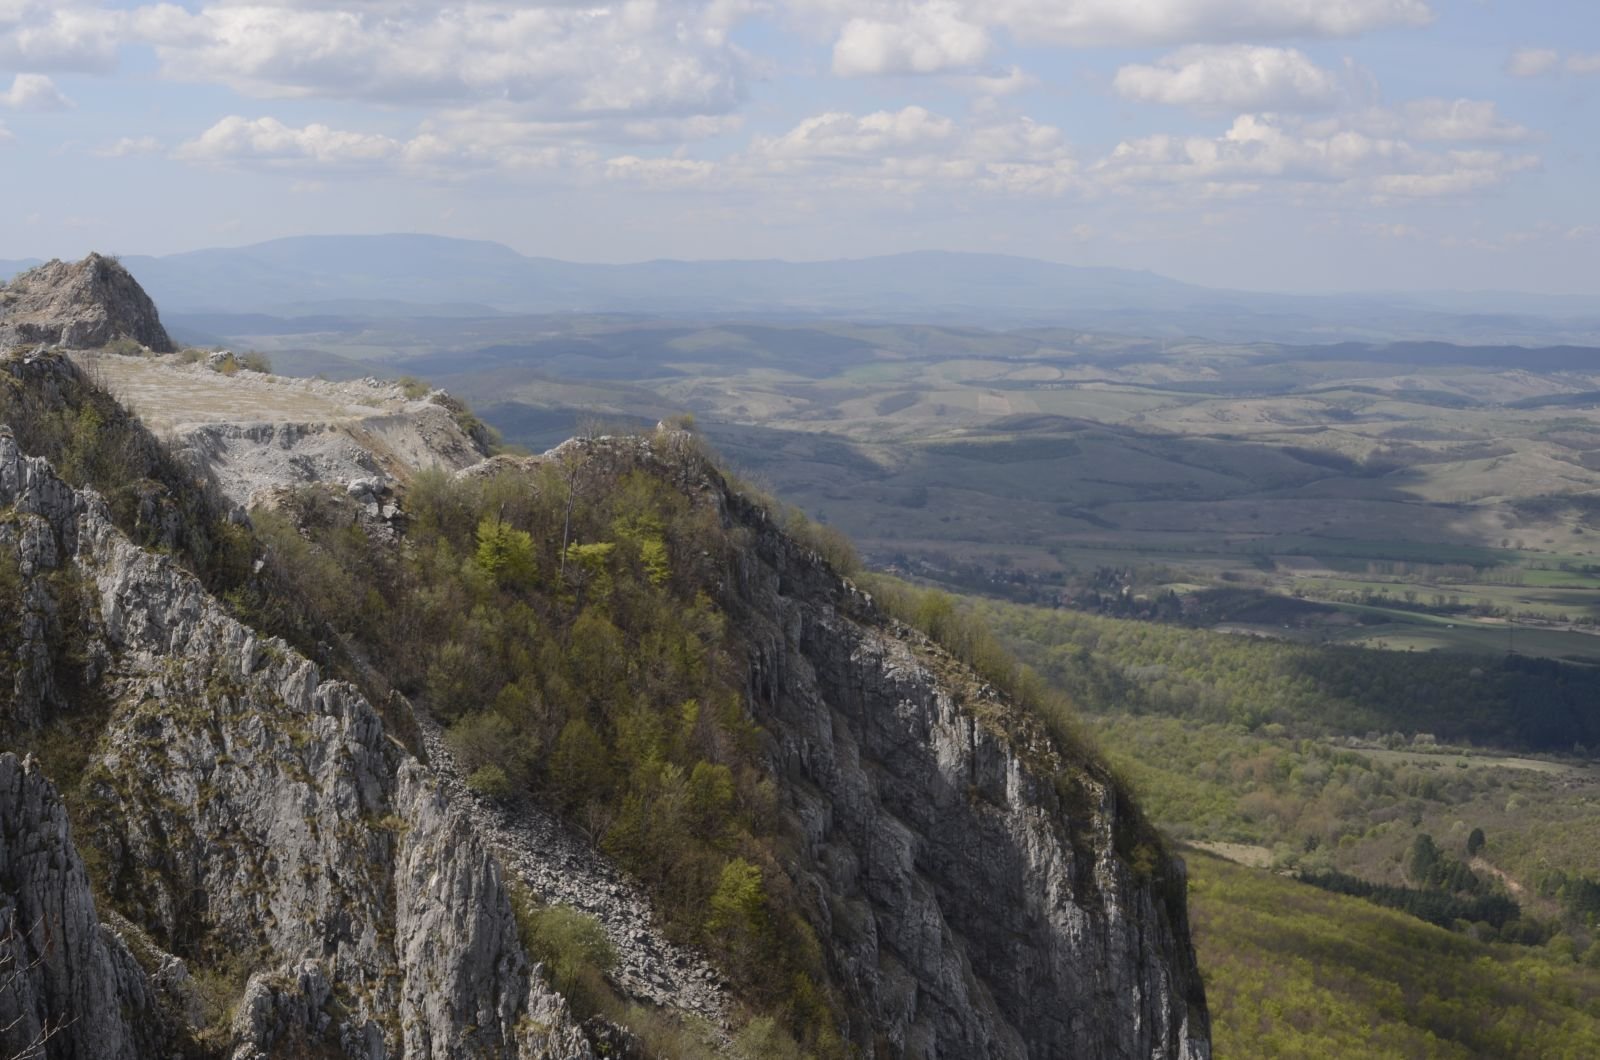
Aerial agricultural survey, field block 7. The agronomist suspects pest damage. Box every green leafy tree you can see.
[474,516,537,589]
[1408,834,1441,887]
[709,857,769,964]
[687,761,735,840]
[550,718,611,810]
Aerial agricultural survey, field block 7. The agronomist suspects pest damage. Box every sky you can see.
[0,0,1597,294]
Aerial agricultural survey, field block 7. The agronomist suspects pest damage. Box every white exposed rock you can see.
[0,754,167,1059]
[76,352,487,509]
[733,510,1212,1059]
[0,254,175,352]
[0,429,592,1059]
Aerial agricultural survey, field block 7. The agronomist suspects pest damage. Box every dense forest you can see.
[1190,855,1600,1058]
[972,600,1600,751]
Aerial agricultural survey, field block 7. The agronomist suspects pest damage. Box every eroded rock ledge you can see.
[0,427,591,1058]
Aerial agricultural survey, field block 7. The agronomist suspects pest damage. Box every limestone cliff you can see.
[732,503,1209,1058]
[552,437,1213,1059]
[0,420,590,1058]
[0,753,167,1059]
[0,255,175,352]
[0,261,1211,1058]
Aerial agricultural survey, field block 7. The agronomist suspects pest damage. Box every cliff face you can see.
[0,259,1211,1058]
[0,255,175,352]
[720,484,1209,1058]
[0,753,166,1060]
[0,423,590,1058]
[526,436,1212,1058]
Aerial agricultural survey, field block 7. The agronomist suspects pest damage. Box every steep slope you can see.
[0,753,168,1059]
[0,421,592,1057]
[0,255,175,352]
[545,437,1212,1057]
[0,259,1211,1057]
[728,510,1208,1056]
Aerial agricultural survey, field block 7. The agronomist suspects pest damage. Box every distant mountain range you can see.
[6,235,1597,344]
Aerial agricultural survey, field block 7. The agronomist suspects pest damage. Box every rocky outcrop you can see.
[535,436,1213,1059]
[725,494,1210,1058]
[0,427,591,1058]
[176,404,485,511]
[0,320,1213,1057]
[0,254,175,352]
[416,714,733,1027]
[70,350,489,511]
[0,753,167,1060]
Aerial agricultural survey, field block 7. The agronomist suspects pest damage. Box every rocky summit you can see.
[0,253,175,353]
[0,258,1210,1058]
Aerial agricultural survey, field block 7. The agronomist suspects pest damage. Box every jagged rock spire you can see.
[0,252,175,352]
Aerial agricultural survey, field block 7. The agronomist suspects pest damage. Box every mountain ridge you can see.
[0,257,1212,1056]
[38,234,1582,344]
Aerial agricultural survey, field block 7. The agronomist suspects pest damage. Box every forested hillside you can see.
[973,600,1600,751]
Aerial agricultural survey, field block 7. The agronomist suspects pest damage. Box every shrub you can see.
[395,375,433,400]
[735,1017,807,1060]
[708,857,769,964]
[514,899,617,1013]
[475,516,538,589]
[448,710,538,792]
[104,336,145,356]
[549,718,611,811]
[466,764,514,799]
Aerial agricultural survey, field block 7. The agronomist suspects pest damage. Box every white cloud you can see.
[1001,0,1434,45]
[175,115,413,167]
[1505,48,1600,78]
[557,104,1084,200]
[132,1,751,119]
[740,106,1077,196]
[0,73,72,111]
[1506,47,1560,78]
[1389,99,1531,143]
[1364,222,1420,238]
[1113,45,1345,111]
[0,121,13,145]
[618,114,745,144]
[833,3,991,76]
[95,135,163,157]
[1368,161,1531,199]
[803,0,1433,52]
[0,2,120,72]
[1314,99,1533,143]
[604,155,717,186]
[1097,113,1536,202]
[754,106,957,160]
[174,113,609,176]
[956,65,1036,97]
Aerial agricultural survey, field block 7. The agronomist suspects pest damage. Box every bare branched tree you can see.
[0,910,72,1060]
